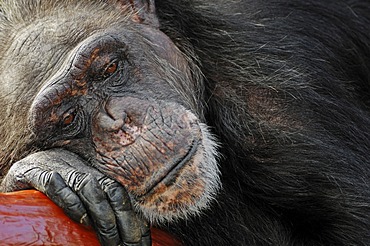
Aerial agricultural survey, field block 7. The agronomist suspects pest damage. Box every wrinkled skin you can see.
[0,0,219,245]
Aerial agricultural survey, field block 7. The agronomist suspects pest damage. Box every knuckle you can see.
[98,176,117,188]
[66,171,95,191]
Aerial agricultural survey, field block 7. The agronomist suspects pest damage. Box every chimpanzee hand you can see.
[0,149,151,246]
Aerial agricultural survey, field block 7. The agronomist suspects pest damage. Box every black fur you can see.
[155,0,370,245]
[0,0,369,245]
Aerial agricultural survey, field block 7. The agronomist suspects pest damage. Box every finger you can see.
[74,173,121,246]
[9,165,92,227]
[99,177,143,245]
[24,150,121,244]
[44,171,90,226]
[0,160,48,192]
[139,219,152,246]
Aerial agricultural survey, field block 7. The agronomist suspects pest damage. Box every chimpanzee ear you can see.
[109,0,159,27]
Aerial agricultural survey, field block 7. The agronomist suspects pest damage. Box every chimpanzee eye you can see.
[62,111,76,127]
[103,60,118,78]
[58,107,84,139]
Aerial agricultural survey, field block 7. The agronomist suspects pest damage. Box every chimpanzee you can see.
[0,0,370,245]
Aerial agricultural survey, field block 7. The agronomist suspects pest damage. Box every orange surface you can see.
[0,190,181,246]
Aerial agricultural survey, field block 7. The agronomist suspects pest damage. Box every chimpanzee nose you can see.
[96,112,125,132]
[95,100,128,132]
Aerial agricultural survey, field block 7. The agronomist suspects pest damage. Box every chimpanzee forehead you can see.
[0,3,133,100]
[6,8,130,62]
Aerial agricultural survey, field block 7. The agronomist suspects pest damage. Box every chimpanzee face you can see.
[11,12,221,222]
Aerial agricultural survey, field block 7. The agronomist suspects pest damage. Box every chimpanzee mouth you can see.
[139,138,200,198]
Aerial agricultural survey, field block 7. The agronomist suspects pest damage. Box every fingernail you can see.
[80,213,91,226]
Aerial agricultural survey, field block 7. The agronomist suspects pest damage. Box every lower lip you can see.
[139,138,200,198]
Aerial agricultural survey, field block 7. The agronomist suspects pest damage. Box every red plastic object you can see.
[0,190,181,246]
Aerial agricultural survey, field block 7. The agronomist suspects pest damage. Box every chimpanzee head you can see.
[0,0,220,222]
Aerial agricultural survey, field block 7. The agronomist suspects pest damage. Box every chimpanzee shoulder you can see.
[155,0,370,245]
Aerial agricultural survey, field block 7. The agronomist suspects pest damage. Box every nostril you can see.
[97,112,124,132]
[110,118,124,132]
[123,112,130,124]
[104,100,117,120]
[104,99,129,121]
[99,101,129,132]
